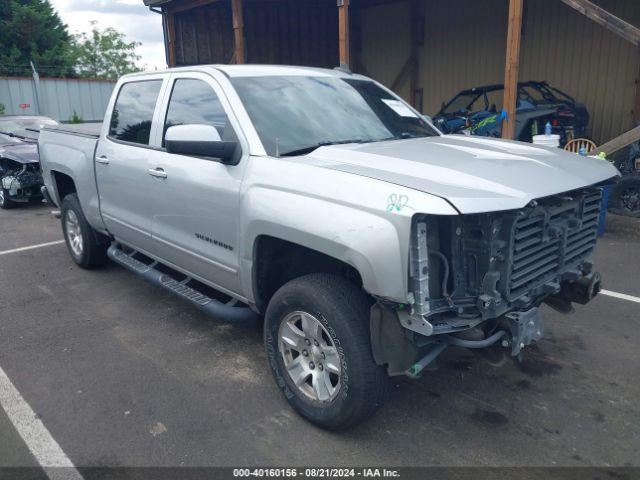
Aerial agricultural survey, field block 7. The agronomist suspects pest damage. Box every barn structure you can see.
[143,0,640,144]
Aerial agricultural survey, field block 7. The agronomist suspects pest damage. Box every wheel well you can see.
[52,171,77,202]
[253,236,363,314]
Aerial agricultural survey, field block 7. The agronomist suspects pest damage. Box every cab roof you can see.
[123,64,364,80]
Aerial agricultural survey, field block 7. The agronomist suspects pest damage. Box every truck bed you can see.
[38,123,103,228]
[43,122,102,138]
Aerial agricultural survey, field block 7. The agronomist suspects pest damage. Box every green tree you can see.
[71,21,141,80]
[0,0,75,77]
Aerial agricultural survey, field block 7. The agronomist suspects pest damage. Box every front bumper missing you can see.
[372,270,602,379]
[405,307,543,378]
[371,303,543,377]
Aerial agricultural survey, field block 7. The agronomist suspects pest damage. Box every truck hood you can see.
[0,143,39,164]
[309,135,618,214]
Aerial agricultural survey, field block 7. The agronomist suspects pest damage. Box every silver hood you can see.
[309,135,619,214]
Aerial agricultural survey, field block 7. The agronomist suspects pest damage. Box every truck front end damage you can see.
[372,186,604,377]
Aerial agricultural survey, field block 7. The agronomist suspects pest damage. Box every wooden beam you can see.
[501,0,524,140]
[166,12,177,67]
[231,0,245,64]
[166,0,219,14]
[591,125,640,156]
[560,0,640,47]
[338,0,351,67]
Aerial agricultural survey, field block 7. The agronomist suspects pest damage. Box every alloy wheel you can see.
[65,209,84,258]
[278,311,342,402]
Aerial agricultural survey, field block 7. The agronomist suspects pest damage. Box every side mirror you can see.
[165,124,237,163]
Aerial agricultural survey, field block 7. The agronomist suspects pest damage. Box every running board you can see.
[107,244,259,324]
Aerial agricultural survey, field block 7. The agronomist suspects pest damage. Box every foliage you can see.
[71,21,141,81]
[0,0,75,77]
[68,110,83,124]
[0,103,5,115]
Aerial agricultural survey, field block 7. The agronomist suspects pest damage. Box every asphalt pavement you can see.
[0,204,638,470]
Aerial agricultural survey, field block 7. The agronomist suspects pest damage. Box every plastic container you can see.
[532,134,561,148]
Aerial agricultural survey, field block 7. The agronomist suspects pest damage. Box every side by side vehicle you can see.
[38,65,618,429]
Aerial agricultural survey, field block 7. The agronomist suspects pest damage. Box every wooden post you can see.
[166,12,177,67]
[338,0,350,67]
[231,0,245,64]
[501,0,524,140]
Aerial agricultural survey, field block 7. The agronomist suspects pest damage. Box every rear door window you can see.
[109,80,163,145]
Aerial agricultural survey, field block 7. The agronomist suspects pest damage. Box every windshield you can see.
[230,76,439,156]
[0,117,58,135]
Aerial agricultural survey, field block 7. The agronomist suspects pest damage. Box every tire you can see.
[610,176,640,218]
[61,194,109,269]
[264,273,387,430]
[0,187,15,209]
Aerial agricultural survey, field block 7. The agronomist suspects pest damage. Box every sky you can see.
[49,0,167,72]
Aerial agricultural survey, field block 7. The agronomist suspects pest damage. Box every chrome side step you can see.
[107,244,259,324]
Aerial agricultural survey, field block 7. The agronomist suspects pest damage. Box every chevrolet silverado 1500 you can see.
[38,65,618,429]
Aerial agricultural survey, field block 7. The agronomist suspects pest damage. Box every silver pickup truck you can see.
[39,65,618,429]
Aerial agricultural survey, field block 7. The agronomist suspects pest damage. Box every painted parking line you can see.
[0,240,65,257]
[601,289,640,304]
[0,366,83,480]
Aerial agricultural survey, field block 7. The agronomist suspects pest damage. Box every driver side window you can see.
[163,79,232,145]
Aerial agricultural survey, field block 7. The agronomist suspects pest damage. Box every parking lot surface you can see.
[0,204,639,468]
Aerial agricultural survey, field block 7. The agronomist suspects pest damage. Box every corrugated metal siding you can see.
[520,0,640,143]
[361,0,639,144]
[0,77,114,122]
[360,1,412,100]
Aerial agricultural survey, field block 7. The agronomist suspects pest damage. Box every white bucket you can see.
[532,134,560,148]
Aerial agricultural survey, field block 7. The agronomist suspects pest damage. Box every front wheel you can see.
[264,274,387,430]
[0,187,15,209]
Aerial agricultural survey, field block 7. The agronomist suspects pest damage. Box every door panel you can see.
[149,152,244,292]
[148,74,245,294]
[96,140,154,249]
[96,78,165,251]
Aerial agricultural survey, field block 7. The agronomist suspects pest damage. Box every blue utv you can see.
[432,81,589,146]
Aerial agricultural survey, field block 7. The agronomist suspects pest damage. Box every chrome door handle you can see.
[95,156,109,165]
[148,168,167,178]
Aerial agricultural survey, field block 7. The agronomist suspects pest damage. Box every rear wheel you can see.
[264,274,387,430]
[0,187,15,209]
[61,194,109,268]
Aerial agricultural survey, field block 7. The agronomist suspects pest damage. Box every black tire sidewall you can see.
[611,177,640,217]
[265,275,380,429]
[0,187,14,209]
[61,194,93,267]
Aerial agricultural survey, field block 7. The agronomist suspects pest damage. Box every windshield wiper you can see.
[279,139,369,157]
